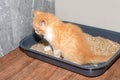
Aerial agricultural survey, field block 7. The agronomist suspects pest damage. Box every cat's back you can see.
[61,23,84,37]
[54,22,87,47]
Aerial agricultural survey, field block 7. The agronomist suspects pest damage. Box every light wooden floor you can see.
[0,48,120,80]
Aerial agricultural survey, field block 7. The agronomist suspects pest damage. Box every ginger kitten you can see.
[33,10,111,65]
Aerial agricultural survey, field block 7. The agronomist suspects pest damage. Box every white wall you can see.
[55,0,120,32]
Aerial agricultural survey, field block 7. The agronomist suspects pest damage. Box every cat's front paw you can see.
[53,50,62,58]
[44,46,53,55]
[44,46,51,51]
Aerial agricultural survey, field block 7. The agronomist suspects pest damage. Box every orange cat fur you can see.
[33,10,111,65]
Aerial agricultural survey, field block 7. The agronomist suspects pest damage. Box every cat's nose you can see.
[35,30,38,34]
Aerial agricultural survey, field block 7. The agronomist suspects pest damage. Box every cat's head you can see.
[33,10,60,36]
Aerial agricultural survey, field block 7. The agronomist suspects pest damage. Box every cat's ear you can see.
[40,20,46,26]
[34,10,41,16]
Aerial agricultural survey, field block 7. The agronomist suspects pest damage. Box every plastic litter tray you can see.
[19,21,120,77]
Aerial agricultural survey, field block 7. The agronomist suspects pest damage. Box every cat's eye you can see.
[40,20,46,26]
